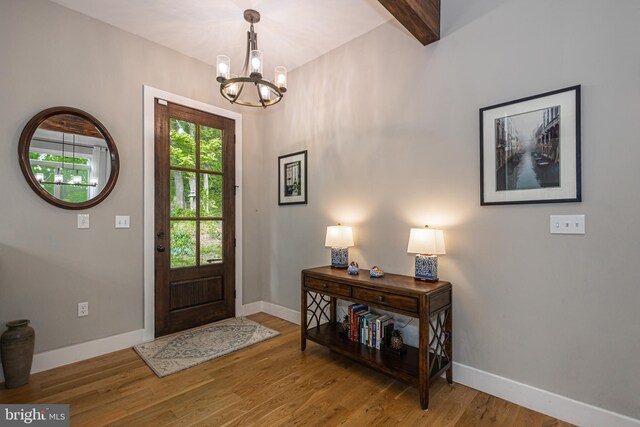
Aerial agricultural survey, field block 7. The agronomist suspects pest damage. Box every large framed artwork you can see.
[278,150,307,205]
[480,85,581,205]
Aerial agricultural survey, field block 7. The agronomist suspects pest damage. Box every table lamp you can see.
[325,224,354,268]
[407,225,446,281]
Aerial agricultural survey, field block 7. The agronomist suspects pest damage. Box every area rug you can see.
[134,317,280,377]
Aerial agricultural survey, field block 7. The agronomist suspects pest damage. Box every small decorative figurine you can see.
[369,266,384,278]
[341,315,350,335]
[390,329,404,351]
[347,262,359,275]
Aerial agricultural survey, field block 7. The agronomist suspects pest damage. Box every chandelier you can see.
[216,9,287,108]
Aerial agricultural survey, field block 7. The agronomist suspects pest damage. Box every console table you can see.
[300,266,452,410]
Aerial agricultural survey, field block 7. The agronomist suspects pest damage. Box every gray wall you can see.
[1,0,639,420]
[0,0,262,353]
[244,0,640,419]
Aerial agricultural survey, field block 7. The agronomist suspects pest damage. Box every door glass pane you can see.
[200,125,223,172]
[200,173,223,217]
[170,119,196,169]
[170,170,197,217]
[170,221,196,268]
[200,221,223,265]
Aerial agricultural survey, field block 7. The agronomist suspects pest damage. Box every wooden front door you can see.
[154,100,235,337]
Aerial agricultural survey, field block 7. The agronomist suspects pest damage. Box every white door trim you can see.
[142,86,243,341]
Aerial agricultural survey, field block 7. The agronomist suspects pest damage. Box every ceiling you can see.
[50,0,393,75]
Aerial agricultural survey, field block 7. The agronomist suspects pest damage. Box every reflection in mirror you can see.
[29,115,111,204]
[19,107,119,209]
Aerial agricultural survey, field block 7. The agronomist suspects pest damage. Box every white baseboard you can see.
[246,302,639,427]
[241,301,263,316]
[452,362,639,427]
[242,300,301,325]
[0,329,145,383]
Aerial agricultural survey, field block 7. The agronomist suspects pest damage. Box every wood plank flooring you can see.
[0,313,572,426]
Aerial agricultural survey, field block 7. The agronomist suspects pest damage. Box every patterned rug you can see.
[134,317,280,377]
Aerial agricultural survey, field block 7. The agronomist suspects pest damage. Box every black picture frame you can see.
[278,150,307,205]
[480,85,581,206]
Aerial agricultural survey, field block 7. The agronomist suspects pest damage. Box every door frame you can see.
[143,85,243,341]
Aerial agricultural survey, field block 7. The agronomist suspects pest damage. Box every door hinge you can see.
[234,185,239,195]
[234,289,236,299]
[157,98,168,106]
[234,238,236,248]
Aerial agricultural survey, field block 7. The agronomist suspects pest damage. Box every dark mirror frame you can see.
[18,106,120,210]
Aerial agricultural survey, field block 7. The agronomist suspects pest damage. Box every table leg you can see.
[301,288,307,351]
[446,302,453,384]
[419,295,430,410]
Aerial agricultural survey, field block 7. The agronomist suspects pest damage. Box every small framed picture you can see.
[480,85,581,205]
[278,150,307,205]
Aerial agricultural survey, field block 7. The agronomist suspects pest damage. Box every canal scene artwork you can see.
[480,85,581,205]
[495,106,560,191]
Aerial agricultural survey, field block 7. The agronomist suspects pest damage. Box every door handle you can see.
[157,245,166,252]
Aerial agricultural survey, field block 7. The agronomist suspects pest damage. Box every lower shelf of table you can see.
[305,322,450,386]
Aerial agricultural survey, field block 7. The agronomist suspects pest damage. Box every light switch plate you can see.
[550,215,585,234]
[77,214,90,229]
[115,215,130,229]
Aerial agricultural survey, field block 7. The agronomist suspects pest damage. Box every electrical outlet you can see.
[78,302,89,317]
[77,214,90,229]
[115,215,130,229]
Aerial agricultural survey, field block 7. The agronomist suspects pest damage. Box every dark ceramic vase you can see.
[1,320,35,388]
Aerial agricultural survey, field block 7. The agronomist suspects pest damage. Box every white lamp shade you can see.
[407,228,446,255]
[325,225,354,248]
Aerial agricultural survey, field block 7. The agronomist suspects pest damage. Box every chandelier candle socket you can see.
[407,226,446,281]
[325,225,354,268]
[216,9,287,108]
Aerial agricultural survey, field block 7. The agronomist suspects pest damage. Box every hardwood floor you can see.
[0,313,572,426]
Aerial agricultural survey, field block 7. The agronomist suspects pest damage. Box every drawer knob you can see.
[322,283,328,289]
[377,296,384,302]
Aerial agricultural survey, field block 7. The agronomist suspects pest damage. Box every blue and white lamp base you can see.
[331,247,349,268]
[415,254,438,281]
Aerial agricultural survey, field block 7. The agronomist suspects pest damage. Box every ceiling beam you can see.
[378,0,440,46]
[40,114,103,139]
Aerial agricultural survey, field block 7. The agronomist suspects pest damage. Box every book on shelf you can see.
[375,315,391,349]
[348,304,367,341]
[364,313,379,347]
[382,318,395,349]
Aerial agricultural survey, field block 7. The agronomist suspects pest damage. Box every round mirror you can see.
[18,107,119,209]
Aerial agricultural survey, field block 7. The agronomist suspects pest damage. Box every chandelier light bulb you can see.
[225,74,239,98]
[260,85,271,101]
[249,50,263,77]
[54,174,63,184]
[90,177,98,186]
[71,175,82,185]
[35,173,44,182]
[216,55,230,80]
[275,66,287,91]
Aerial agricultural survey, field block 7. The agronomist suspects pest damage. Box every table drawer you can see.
[352,287,418,314]
[305,276,351,297]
